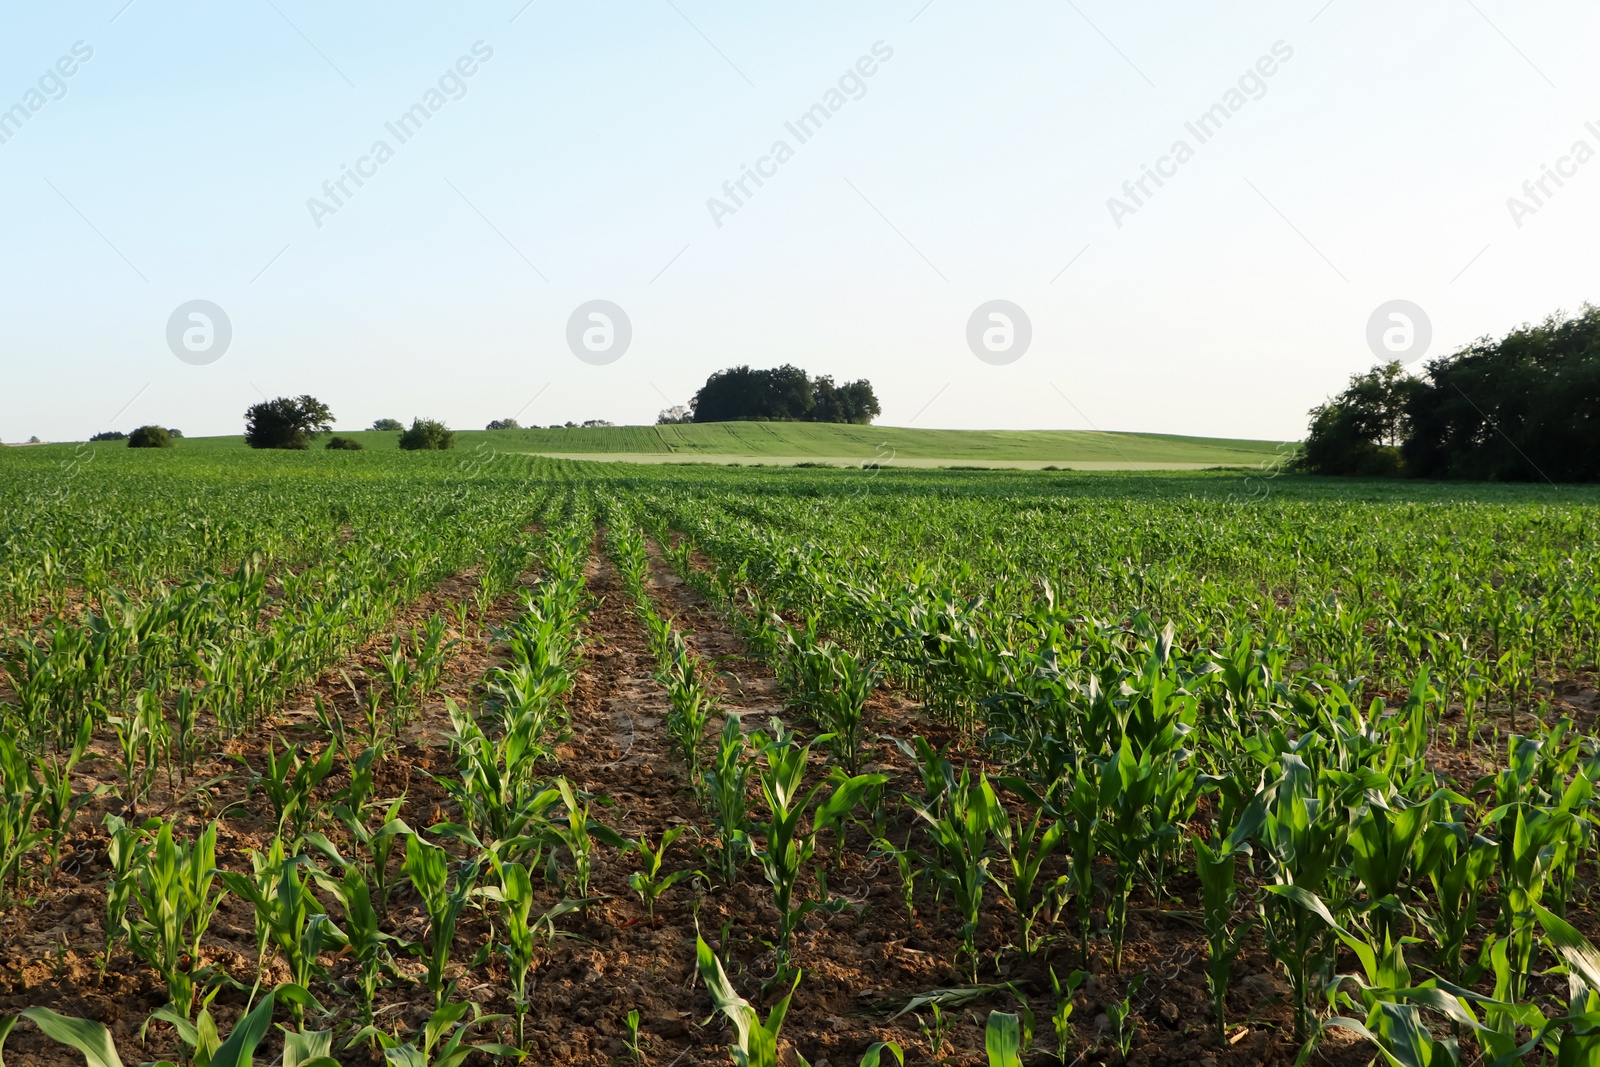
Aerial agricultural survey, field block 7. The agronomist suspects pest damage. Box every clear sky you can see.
[2,1,1596,442]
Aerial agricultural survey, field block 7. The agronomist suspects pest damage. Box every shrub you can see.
[371,418,404,431]
[398,418,454,451]
[245,395,335,450]
[128,425,174,449]
[89,431,127,442]
[326,436,364,451]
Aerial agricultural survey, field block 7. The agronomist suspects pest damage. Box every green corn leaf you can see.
[1,1008,125,1067]
[207,991,278,1067]
[858,1042,905,1067]
[985,1011,1022,1067]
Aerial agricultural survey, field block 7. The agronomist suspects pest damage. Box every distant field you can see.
[308,423,1293,468]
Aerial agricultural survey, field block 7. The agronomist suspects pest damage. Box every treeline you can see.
[1298,305,1600,482]
[664,364,880,425]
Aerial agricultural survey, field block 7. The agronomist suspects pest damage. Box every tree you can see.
[1403,307,1600,482]
[657,405,692,425]
[128,425,174,449]
[89,431,127,442]
[1293,361,1418,476]
[245,396,334,450]
[486,418,521,430]
[810,376,880,425]
[371,418,404,431]
[398,418,454,451]
[687,365,875,424]
[1297,305,1600,481]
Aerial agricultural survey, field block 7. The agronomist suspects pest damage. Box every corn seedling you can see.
[248,737,336,845]
[348,1000,517,1067]
[753,726,885,978]
[696,931,801,1067]
[478,858,588,1049]
[990,789,1065,960]
[547,777,624,903]
[1104,977,1144,1061]
[1048,967,1086,1063]
[707,713,753,885]
[311,860,396,1025]
[217,837,341,1023]
[0,734,44,904]
[912,767,1001,982]
[402,834,479,1006]
[124,820,225,1023]
[625,1009,647,1064]
[628,825,701,923]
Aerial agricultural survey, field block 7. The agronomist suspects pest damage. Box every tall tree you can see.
[244,395,334,450]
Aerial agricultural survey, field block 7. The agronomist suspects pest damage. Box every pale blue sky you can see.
[2,1,1596,441]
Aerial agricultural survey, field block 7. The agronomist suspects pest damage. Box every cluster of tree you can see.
[682,365,879,424]
[1297,305,1600,481]
[90,427,183,447]
[371,418,404,432]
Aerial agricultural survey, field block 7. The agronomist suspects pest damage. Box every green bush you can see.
[371,418,404,431]
[128,425,174,449]
[398,418,454,451]
[326,436,364,451]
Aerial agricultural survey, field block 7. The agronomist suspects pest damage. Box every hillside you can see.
[57,425,1295,469]
[467,423,1291,468]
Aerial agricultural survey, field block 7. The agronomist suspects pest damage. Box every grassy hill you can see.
[481,423,1292,468]
[66,424,1294,469]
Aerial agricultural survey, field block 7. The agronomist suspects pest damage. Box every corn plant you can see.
[1104,977,1144,1061]
[990,791,1065,961]
[1415,811,1497,980]
[628,825,701,923]
[1060,762,1102,966]
[348,1000,517,1067]
[1256,753,1367,1042]
[706,713,752,885]
[696,931,801,1067]
[0,734,44,904]
[1194,800,1263,1039]
[657,636,713,796]
[478,858,586,1049]
[753,727,886,978]
[913,767,1001,982]
[246,737,336,845]
[546,777,623,903]
[794,640,882,776]
[124,821,226,1024]
[101,813,150,969]
[1047,967,1086,1063]
[0,989,283,1067]
[403,834,479,1006]
[332,795,411,917]
[217,837,341,1022]
[625,1009,646,1065]
[311,861,396,1025]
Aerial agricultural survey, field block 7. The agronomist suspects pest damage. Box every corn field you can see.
[2,445,1599,1067]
